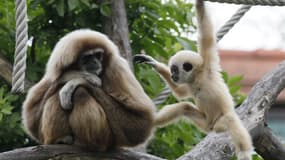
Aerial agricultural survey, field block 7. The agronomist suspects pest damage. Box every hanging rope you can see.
[153,5,251,105]
[205,0,285,6]
[11,0,28,93]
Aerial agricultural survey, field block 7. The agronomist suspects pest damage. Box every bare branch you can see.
[0,55,13,84]
[0,145,164,160]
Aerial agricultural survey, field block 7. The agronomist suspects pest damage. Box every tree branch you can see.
[0,145,164,160]
[254,126,285,160]
[0,55,33,90]
[0,55,13,84]
[178,61,285,160]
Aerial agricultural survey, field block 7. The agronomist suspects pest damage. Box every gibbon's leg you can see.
[134,55,189,97]
[59,75,101,110]
[69,86,112,151]
[214,112,252,160]
[40,94,73,144]
[155,102,207,130]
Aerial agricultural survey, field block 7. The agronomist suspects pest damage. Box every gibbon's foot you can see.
[133,54,156,67]
[55,135,74,144]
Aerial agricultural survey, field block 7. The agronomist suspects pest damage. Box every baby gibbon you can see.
[134,0,253,159]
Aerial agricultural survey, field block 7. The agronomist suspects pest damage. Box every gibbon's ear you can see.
[94,48,104,61]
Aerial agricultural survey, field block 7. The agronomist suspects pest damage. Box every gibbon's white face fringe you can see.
[168,50,203,84]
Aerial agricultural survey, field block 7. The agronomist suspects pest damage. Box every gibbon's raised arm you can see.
[133,54,191,99]
[196,0,218,69]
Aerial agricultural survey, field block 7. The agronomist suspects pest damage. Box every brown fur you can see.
[22,30,156,150]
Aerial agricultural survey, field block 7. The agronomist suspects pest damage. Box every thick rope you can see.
[205,0,285,6]
[217,5,252,41]
[153,5,251,105]
[12,0,28,93]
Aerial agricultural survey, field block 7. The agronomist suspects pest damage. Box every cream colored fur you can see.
[139,1,253,159]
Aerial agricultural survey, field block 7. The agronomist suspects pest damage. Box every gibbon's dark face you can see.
[79,48,104,76]
[170,62,193,83]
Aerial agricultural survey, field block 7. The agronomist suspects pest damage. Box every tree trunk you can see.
[102,0,133,70]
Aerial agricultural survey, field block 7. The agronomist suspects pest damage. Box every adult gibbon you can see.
[22,29,156,150]
[134,0,253,160]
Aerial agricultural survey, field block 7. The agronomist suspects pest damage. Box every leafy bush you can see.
[0,86,27,151]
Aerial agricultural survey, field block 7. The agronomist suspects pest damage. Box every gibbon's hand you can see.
[84,74,102,87]
[133,54,157,67]
[59,75,102,111]
[59,85,73,111]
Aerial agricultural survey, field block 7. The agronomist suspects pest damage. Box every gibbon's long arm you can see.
[133,55,190,98]
[196,0,218,69]
[154,101,207,129]
[59,72,102,110]
[22,78,52,141]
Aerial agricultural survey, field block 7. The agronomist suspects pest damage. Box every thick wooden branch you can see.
[178,61,285,160]
[0,145,164,160]
[254,126,285,160]
[0,55,13,84]
[0,55,32,89]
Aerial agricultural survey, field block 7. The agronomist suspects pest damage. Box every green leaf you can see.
[47,0,56,4]
[0,113,3,122]
[221,71,229,82]
[176,37,195,50]
[230,86,241,94]
[0,87,4,99]
[80,0,90,6]
[100,3,111,17]
[1,106,12,115]
[228,75,243,86]
[56,0,65,17]
[68,0,80,11]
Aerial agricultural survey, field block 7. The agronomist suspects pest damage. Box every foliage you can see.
[0,86,27,151]
[222,71,246,106]
[0,0,15,62]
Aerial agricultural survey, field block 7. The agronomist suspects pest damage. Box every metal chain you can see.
[153,5,251,105]
[11,0,28,93]
[205,0,285,6]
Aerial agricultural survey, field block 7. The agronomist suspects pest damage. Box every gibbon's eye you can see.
[183,62,193,72]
